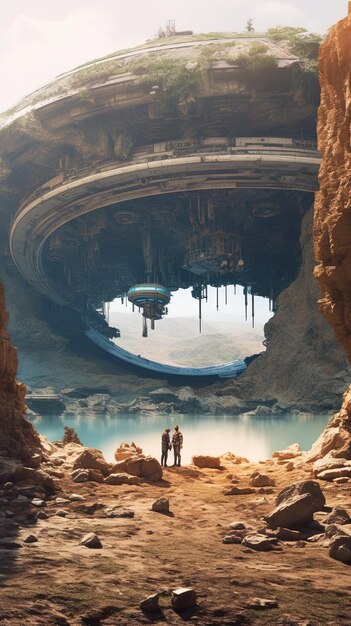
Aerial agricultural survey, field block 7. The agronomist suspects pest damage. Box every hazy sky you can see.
[0,0,348,112]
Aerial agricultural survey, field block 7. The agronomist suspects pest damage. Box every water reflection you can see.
[29,412,330,464]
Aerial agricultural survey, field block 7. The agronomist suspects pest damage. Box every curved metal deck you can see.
[85,328,247,378]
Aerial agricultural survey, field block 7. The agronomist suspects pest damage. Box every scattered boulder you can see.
[72,448,109,477]
[329,535,351,563]
[272,443,302,460]
[110,456,162,481]
[80,533,102,549]
[249,471,275,487]
[31,498,45,507]
[104,473,141,486]
[56,510,67,517]
[323,508,351,525]
[274,527,306,541]
[24,534,38,544]
[171,587,197,610]
[140,594,159,612]
[275,481,325,510]
[229,522,246,530]
[265,493,321,530]
[192,455,221,469]
[115,442,142,461]
[222,528,247,544]
[242,534,275,551]
[224,486,255,496]
[36,511,48,520]
[152,497,170,513]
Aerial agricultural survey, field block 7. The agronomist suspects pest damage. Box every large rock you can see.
[72,448,109,477]
[114,442,142,461]
[317,467,351,481]
[192,455,221,469]
[110,455,162,481]
[275,480,325,509]
[265,493,320,530]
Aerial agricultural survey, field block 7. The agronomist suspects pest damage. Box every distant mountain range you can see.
[109,312,265,366]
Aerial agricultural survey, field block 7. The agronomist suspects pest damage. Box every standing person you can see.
[172,425,183,467]
[161,428,171,467]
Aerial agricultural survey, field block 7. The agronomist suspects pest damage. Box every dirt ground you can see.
[1,456,351,626]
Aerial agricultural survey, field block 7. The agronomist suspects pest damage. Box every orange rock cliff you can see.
[0,282,41,462]
[313,4,351,457]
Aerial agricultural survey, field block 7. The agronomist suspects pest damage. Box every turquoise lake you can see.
[29,412,330,464]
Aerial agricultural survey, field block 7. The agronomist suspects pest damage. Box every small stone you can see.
[247,597,278,610]
[242,534,275,551]
[56,509,67,517]
[171,587,197,610]
[55,497,70,504]
[323,507,351,525]
[24,534,38,544]
[3,482,15,491]
[80,532,102,549]
[249,472,275,487]
[14,495,28,504]
[5,511,14,518]
[36,511,48,520]
[104,473,141,486]
[152,497,169,513]
[140,593,159,612]
[31,498,45,507]
[229,522,246,530]
[223,486,255,496]
[69,494,85,502]
[223,535,242,544]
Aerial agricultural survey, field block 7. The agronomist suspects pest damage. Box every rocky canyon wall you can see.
[214,207,350,411]
[314,5,351,357]
[311,4,351,458]
[0,281,41,462]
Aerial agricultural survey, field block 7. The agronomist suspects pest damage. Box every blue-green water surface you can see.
[29,412,330,464]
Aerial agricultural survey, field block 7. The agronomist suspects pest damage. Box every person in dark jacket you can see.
[161,428,171,467]
[172,425,183,467]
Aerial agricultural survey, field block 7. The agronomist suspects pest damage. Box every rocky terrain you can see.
[2,436,351,625]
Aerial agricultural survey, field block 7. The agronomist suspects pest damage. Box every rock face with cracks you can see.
[0,282,41,464]
[313,5,351,461]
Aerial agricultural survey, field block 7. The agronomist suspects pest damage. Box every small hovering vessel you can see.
[127,283,171,336]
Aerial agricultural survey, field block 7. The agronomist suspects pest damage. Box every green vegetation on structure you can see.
[0,26,323,123]
[129,55,202,115]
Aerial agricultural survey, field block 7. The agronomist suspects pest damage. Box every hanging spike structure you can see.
[151,318,155,330]
[234,283,236,295]
[244,286,248,321]
[216,286,219,311]
[225,284,228,305]
[142,316,148,337]
[199,295,202,334]
[251,292,255,328]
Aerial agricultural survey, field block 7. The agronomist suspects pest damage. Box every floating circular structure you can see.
[0,31,321,377]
